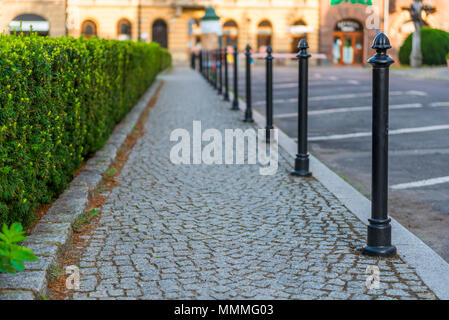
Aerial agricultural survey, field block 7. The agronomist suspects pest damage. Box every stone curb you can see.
[0,77,164,300]
[227,90,449,300]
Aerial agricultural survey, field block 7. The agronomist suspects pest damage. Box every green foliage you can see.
[72,208,101,232]
[446,52,449,60]
[0,222,38,273]
[0,34,171,227]
[399,27,449,66]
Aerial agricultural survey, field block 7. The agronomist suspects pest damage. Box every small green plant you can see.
[0,223,38,273]
[105,169,116,179]
[72,209,101,232]
[48,264,64,281]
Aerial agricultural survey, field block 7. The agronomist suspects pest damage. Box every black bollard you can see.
[191,51,196,69]
[362,33,397,258]
[208,50,212,84]
[207,50,211,83]
[243,44,254,122]
[291,39,312,177]
[205,51,209,81]
[231,45,239,110]
[218,48,223,94]
[214,50,218,90]
[224,47,230,101]
[265,45,274,142]
[199,50,203,75]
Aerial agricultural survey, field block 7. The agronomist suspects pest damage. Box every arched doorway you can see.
[257,20,272,53]
[117,19,132,40]
[9,14,49,36]
[333,19,364,65]
[289,20,311,53]
[152,19,168,48]
[223,19,238,48]
[81,20,97,38]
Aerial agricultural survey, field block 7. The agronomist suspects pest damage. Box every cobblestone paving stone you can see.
[71,68,436,300]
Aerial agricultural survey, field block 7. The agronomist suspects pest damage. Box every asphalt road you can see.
[228,64,449,262]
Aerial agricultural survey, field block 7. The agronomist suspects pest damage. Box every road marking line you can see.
[309,124,449,141]
[253,90,427,106]
[430,102,449,107]
[274,79,360,89]
[391,176,449,190]
[274,83,298,89]
[274,103,423,118]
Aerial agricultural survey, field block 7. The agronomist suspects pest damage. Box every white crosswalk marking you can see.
[391,176,449,190]
[309,124,449,141]
[274,103,423,118]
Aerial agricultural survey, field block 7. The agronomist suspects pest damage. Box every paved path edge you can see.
[227,90,449,300]
[0,74,165,300]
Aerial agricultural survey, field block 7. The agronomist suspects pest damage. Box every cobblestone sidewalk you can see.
[71,68,436,300]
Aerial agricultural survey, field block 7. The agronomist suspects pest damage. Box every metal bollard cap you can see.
[265,45,273,60]
[368,33,394,67]
[297,38,311,59]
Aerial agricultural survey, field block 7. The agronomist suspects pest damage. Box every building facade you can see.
[1,0,448,64]
[320,0,449,64]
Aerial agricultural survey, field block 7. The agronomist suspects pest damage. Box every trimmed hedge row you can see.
[0,34,171,227]
[399,27,449,66]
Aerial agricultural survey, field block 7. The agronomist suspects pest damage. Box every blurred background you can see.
[1,0,448,64]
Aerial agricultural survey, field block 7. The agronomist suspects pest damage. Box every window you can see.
[81,20,97,38]
[152,19,168,48]
[9,14,49,36]
[223,19,238,48]
[257,20,272,52]
[290,20,310,53]
[117,19,132,40]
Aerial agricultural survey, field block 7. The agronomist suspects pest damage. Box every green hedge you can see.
[399,27,449,66]
[0,34,171,227]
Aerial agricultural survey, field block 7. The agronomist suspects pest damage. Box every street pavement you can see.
[70,68,436,300]
[231,64,449,263]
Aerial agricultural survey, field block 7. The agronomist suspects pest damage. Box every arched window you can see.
[9,14,49,36]
[333,19,364,65]
[257,20,272,52]
[81,20,97,38]
[223,19,238,48]
[152,19,168,48]
[289,20,310,53]
[117,19,132,40]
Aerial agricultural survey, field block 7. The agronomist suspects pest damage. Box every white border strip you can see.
[228,91,449,300]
